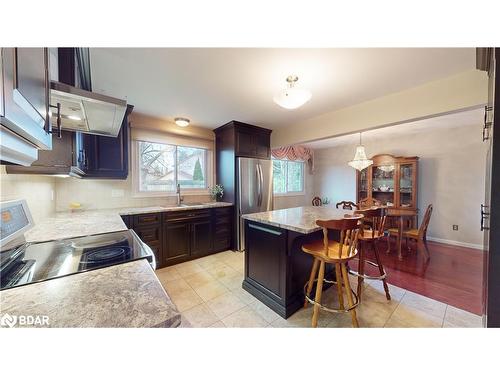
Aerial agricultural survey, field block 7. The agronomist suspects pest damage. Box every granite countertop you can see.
[25,202,233,243]
[242,206,362,234]
[0,259,181,328]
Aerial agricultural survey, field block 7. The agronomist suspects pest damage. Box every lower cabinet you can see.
[121,206,233,269]
[163,220,191,264]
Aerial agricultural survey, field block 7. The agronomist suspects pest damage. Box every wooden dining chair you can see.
[335,201,358,210]
[358,197,381,209]
[387,204,433,261]
[302,216,363,327]
[353,207,391,301]
[312,196,322,206]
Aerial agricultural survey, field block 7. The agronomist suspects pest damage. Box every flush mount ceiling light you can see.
[174,117,190,127]
[273,75,312,110]
[348,132,373,171]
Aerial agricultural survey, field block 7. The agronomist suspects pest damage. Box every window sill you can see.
[274,192,306,198]
[132,189,210,198]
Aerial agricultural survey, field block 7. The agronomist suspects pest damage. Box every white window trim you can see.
[272,159,306,197]
[131,140,214,198]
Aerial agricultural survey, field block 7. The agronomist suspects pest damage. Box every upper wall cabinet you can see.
[217,121,272,160]
[0,48,52,151]
[75,104,133,179]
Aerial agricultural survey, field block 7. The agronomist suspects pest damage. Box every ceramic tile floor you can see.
[155,250,483,328]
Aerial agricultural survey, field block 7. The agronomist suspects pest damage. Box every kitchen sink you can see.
[180,202,204,207]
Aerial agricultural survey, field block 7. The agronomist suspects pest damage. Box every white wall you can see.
[0,166,56,223]
[313,123,487,248]
[272,70,487,147]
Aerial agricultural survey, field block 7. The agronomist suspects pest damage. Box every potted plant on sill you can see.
[209,184,224,202]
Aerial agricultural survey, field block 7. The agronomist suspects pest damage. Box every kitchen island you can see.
[242,206,356,318]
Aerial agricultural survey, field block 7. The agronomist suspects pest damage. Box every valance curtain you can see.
[271,145,314,172]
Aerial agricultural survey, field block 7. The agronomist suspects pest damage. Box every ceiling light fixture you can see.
[348,132,373,171]
[273,75,312,110]
[174,117,190,127]
[67,115,82,121]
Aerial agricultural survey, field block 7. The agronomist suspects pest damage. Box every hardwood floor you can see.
[351,238,484,315]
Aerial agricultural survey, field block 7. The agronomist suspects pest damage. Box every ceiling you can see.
[301,108,483,149]
[89,48,476,130]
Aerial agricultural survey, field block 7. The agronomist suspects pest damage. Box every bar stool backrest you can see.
[316,216,362,259]
[354,207,387,239]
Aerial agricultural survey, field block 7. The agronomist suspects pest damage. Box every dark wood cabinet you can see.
[164,220,191,264]
[76,104,133,179]
[163,209,214,266]
[122,206,233,269]
[191,218,213,257]
[214,121,272,248]
[213,207,233,252]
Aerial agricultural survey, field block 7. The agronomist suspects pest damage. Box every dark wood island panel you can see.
[243,220,336,318]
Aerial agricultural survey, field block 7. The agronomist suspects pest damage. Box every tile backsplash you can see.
[54,176,211,212]
[0,166,56,223]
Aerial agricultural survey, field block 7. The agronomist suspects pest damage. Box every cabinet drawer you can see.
[214,234,231,251]
[164,209,211,222]
[134,226,162,243]
[133,213,162,227]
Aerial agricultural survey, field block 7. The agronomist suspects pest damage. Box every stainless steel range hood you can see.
[49,48,127,137]
[50,81,127,137]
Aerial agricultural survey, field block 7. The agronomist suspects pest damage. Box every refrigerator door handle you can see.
[257,163,263,207]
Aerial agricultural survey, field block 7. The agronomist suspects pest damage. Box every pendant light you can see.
[273,75,312,110]
[348,132,373,171]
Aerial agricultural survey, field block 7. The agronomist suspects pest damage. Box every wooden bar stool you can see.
[302,215,363,328]
[353,207,391,301]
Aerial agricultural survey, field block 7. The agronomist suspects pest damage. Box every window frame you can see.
[272,158,306,197]
[132,140,212,197]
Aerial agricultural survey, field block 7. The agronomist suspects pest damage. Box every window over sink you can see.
[135,140,209,194]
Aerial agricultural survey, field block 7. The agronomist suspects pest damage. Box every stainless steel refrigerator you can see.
[236,157,273,251]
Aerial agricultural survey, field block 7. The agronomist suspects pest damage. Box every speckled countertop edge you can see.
[25,202,234,243]
[0,259,181,328]
[242,206,358,234]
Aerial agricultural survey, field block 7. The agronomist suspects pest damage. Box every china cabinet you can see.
[356,154,419,211]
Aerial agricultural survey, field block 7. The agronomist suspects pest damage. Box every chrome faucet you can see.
[176,184,184,206]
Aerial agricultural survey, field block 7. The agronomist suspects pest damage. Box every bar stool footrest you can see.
[303,278,359,313]
[348,259,387,281]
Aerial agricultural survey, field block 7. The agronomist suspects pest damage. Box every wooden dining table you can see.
[356,205,418,260]
[386,208,418,260]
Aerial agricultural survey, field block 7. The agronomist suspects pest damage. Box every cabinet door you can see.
[254,132,271,159]
[191,218,213,257]
[371,164,396,206]
[235,129,256,157]
[164,221,191,265]
[1,48,52,150]
[398,162,417,209]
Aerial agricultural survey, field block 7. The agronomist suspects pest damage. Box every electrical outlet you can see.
[452,225,459,231]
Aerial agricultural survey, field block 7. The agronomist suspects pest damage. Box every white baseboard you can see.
[427,236,484,251]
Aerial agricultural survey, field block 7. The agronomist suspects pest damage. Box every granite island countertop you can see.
[25,202,233,243]
[0,259,181,328]
[242,206,361,234]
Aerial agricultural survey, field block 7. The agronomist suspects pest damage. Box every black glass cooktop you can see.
[0,230,153,290]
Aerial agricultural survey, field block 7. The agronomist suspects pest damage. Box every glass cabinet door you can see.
[399,163,414,208]
[371,164,395,206]
[358,168,368,201]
